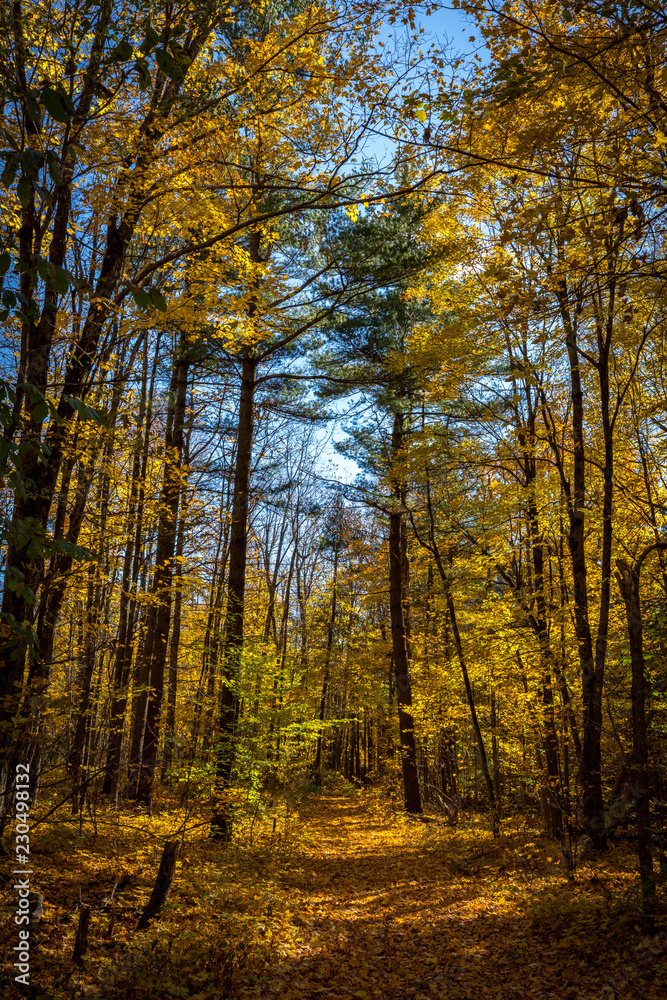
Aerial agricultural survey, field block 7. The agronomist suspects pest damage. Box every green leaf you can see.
[36,184,53,207]
[5,568,25,592]
[34,257,49,283]
[7,470,25,497]
[131,286,152,310]
[26,535,44,559]
[65,396,109,427]
[16,176,32,207]
[149,288,167,311]
[133,57,152,90]
[25,385,43,406]
[140,24,160,54]
[0,252,10,274]
[132,285,167,311]
[42,87,70,123]
[110,39,133,61]
[155,48,184,82]
[25,90,41,122]
[31,401,48,423]
[45,151,64,186]
[169,40,192,70]
[58,86,76,115]
[46,261,72,295]
[1,154,19,188]
[24,148,44,171]
[55,538,92,562]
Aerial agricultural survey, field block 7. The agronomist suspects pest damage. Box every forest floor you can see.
[2,783,667,999]
[234,792,667,1000]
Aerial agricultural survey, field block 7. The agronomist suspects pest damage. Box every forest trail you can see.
[242,794,667,1000]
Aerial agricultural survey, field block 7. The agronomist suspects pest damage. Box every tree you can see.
[312,201,460,812]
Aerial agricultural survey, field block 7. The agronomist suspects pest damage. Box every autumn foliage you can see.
[0,0,667,996]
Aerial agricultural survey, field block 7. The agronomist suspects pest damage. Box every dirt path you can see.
[241,795,667,1000]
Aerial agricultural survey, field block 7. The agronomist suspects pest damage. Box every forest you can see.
[0,1,666,997]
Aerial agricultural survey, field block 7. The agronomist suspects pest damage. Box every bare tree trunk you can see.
[313,549,338,783]
[193,477,231,755]
[615,545,667,925]
[499,344,564,839]
[69,416,116,811]
[447,592,499,836]
[210,350,257,840]
[490,687,501,807]
[389,506,422,814]
[161,504,187,782]
[406,463,493,829]
[388,409,422,814]
[136,840,180,930]
[104,334,160,798]
[128,333,189,803]
[68,565,98,813]
[550,288,607,848]
[72,906,91,965]
[273,548,295,761]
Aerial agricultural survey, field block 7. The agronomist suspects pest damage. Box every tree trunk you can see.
[526,495,563,840]
[210,350,257,840]
[72,906,91,965]
[389,510,422,814]
[193,482,230,755]
[554,290,607,848]
[616,552,663,925]
[103,334,159,798]
[501,355,564,840]
[388,409,422,814]
[128,334,189,803]
[490,687,501,807]
[136,840,180,930]
[68,565,98,813]
[161,504,187,782]
[68,418,115,811]
[22,452,96,814]
[313,549,338,783]
[447,593,498,835]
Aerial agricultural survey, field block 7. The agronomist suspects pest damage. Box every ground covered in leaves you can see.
[2,782,667,999]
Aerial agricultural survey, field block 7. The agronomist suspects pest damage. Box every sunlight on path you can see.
[240,796,665,1000]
